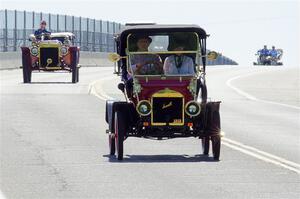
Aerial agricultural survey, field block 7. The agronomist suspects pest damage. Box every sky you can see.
[1,0,299,66]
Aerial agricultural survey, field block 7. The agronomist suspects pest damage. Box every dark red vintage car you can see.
[21,32,80,83]
[106,24,221,160]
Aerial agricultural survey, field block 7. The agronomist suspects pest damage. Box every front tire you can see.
[211,111,221,160]
[201,136,209,155]
[211,135,221,160]
[114,111,125,160]
[22,66,31,83]
[22,49,32,83]
[72,67,78,83]
[71,49,79,83]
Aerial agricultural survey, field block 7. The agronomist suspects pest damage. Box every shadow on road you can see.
[103,154,218,163]
[28,82,74,84]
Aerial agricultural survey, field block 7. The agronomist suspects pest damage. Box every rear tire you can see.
[114,111,125,160]
[109,134,115,155]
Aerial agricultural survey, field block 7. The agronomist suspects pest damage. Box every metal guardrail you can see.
[0,9,122,52]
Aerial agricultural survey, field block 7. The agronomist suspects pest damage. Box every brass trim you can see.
[39,44,60,68]
[45,66,62,70]
[151,89,184,126]
[185,100,201,117]
[136,100,152,116]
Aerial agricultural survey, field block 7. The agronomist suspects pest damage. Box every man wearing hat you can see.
[130,35,163,75]
[34,20,51,39]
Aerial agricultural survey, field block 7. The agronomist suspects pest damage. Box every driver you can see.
[258,45,269,57]
[34,20,51,40]
[163,43,195,75]
[130,35,163,75]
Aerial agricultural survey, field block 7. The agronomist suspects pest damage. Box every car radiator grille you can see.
[40,48,59,67]
[152,97,184,125]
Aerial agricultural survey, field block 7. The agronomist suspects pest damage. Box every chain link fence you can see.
[0,9,237,65]
[0,9,121,52]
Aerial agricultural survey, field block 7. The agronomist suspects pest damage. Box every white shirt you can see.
[163,55,195,75]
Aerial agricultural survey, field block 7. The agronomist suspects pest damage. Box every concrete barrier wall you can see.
[0,52,22,70]
[78,52,112,67]
[0,51,112,70]
[0,51,238,70]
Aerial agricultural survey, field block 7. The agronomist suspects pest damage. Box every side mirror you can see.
[118,83,125,93]
[108,53,127,63]
[207,51,218,60]
[108,53,121,63]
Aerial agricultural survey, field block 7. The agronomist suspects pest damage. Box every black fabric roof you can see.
[117,24,207,55]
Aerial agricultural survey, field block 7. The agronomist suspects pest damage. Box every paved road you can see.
[0,66,299,199]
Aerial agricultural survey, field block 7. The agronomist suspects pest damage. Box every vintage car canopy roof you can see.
[50,32,75,38]
[117,24,207,55]
[119,24,207,37]
[29,32,75,39]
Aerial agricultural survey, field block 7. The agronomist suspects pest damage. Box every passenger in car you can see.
[130,35,163,75]
[163,44,195,75]
[269,46,278,58]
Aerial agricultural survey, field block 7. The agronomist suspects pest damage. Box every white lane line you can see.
[0,191,6,199]
[89,78,300,174]
[88,77,115,101]
[222,141,300,174]
[222,138,300,173]
[226,72,300,110]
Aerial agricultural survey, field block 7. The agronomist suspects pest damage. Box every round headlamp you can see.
[136,100,151,116]
[30,46,38,56]
[63,39,71,45]
[185,101,201,117]
[61,46,68,56]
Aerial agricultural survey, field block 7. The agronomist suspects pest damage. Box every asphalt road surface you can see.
[1,66,299,199]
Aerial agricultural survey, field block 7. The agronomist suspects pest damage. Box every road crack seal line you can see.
[89,75,300,174]
[226,71,300,110]
[10,128,69,192]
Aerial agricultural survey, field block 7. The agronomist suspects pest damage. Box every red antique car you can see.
[21,32,80,83]
[106,24,221,160]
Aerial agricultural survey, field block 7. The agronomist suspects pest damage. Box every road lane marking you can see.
[89,78,300,174]
[88,77,115,101]
[222,138,300,174]
[226,72,300,110]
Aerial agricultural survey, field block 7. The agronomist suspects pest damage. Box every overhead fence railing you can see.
[0,9,122,52]
[0,9,237,65]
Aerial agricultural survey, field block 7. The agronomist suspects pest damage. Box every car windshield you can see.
[51,37,67,43]
[127,32,200,77]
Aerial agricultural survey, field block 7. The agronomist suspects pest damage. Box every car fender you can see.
[69,46,80,67]
[105,100,137,133]
[205,101,221,135]
[21,47,32,68]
